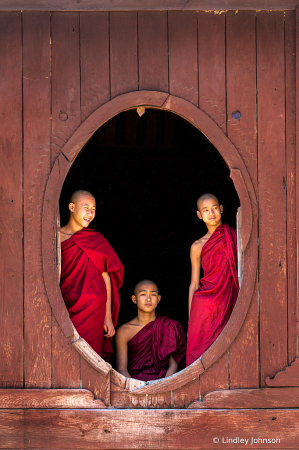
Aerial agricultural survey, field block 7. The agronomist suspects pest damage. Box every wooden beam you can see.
[0,0,297,10]
[0,409,298,448]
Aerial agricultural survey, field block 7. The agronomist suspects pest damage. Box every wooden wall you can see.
[0,10,297,403]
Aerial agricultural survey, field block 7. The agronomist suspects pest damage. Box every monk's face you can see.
[132,283,161,313]
[69,194,96,228]
[197,197,223,226]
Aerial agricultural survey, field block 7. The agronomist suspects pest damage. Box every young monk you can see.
[187,193,239,366]
[60,190,124,360]
[116,280,186,381]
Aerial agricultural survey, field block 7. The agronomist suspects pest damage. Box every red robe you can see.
[127,315,186,381]
[186,224,239,366]
[60,228,124,360]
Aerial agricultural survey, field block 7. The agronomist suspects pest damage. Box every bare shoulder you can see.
[190,236,206,257]
[116,319,141,344]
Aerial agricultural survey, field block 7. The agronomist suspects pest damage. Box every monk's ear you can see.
[69,202,75,213]
[197,210,202,220]
[220,205,223,214]
[157,295,161,304]
[132,295,137,305]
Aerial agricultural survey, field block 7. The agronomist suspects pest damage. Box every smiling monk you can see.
[60,190,124,360]
[186,193,239,366]
[116,280,186,381]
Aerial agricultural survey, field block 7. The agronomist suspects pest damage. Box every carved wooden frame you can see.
[42,91,257,394]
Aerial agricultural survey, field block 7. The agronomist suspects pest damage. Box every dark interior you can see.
[59,108,240,364]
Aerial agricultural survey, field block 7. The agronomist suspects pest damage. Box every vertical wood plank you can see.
[196,10,228,395]
[23,11,52,389]
[52,317,81,389]
[51,12,80,165]
[81,359,110,406]
[169,11,198,106]
[226,10,259,389]
[295,9,299,359]
[172,378,199,408]
[198,11,226,133]
[0,12,23,388]
[110,12,138,99]
[285,11,297,364]
[80,12,110,120]
[257,11,287,384]
[138,12,168,92]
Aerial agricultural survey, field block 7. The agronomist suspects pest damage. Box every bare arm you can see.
[115,328,131,378]
[165,355,179,378]
[102,272,115,338]
[188,242,202,316]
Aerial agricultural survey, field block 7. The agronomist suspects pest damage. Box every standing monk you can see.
[187,194,239,366]
[60,190,124,360]
[116,280,186,381]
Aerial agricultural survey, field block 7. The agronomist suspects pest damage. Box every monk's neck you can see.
[205,221,222,237]
[136,311,156,326]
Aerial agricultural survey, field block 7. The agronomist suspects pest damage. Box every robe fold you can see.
[186,224,239,366]
[60,227,124,360]
[127,315,186,381]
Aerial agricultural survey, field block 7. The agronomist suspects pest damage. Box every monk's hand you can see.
[103,316,115,338]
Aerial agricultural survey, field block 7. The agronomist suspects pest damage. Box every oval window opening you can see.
[59,108,240,376]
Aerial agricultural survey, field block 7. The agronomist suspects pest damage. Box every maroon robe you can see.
[127,315,186,381]
[186,224,239,366]
[60,227,124,360]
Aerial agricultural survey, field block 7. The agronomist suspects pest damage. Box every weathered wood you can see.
[61,91,169,162]
[198,11,226,132]
[172,378,199,408]
[0,0,298,10]
[51,12,81,165]
[81,359,110,406]
[265,358,299,386]
[42,154,74,337]
[227,10,259,391]
[200,351,228,398]
[296,8,299,359]
[52,317,81,389]
[257,11,288,385]
[23,11,52,389]
[189,387,299,409]
[0,389,105,409]
[230,169,252,252]
[110,12,138,99]
[285,11,297,365]
[138,12,168,92]
[0,12,23,388]
[80,12,110,121]
[73,339,111,378]
[2,409,297,449]
[169,12,198,106]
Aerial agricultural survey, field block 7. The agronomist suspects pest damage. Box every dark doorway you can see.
[60,108,240,361]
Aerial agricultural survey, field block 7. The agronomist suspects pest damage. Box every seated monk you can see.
[187,193,239,366]
[115,280,186,381]
[60,190,124,360]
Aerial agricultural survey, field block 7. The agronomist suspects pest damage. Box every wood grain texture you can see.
[168,11,198,106]
[52,317,81,389]
[172,377,199,408]
[227,10,259,391]
[0,12,23,388]
[2,409,297,449]
[51,12,81,165]
[200,351,228,397]
[198,11,226,132]
[257,11,288,385]
[81,359,110,406]
[0,0,298,10]
[138,12,168,92]
[73,339,111,378]
[110,12,138,99]
[189,387,299,409]
[23,11,52,389]
[265,358,299,386]
[230,169,252,252]
[0,389,105,409]
[80,12,110,121]
[285,11,297,365]
[296,8,299,359]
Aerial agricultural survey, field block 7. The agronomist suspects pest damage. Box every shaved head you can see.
[197,193,219,211]
[134,280,158,296]
[70,190,95,204]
